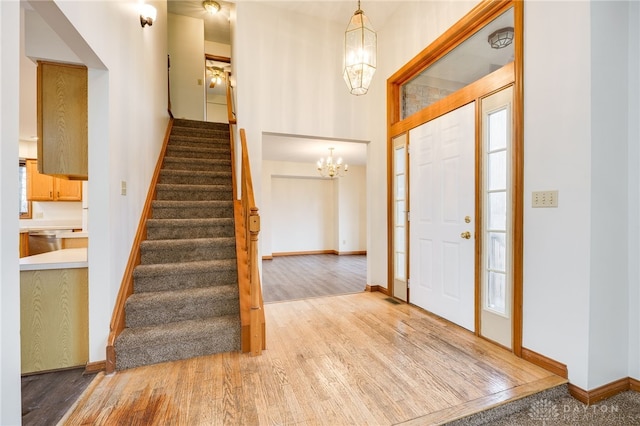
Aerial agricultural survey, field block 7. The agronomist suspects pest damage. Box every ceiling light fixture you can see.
[343,0,377,96]
[139,3,157,27]
[207,66,225,88]
[203,0,221,15]
[317,148,348,179]
[488,27,514,49]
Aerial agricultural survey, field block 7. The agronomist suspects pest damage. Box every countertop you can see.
[20,248,88,271]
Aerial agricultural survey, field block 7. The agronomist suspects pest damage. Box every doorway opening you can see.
[387,0,523,354]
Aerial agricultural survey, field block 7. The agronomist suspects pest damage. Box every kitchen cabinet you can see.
[37,61,88,180]
[20,266,88,374]
[27,159,82,201]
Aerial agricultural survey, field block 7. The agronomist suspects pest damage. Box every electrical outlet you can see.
[532,190,558,208]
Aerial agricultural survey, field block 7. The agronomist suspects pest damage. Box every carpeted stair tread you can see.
[146,217,234,240]
[168,135,230,148]
[125,284,239,328]
[166,145,230,158]
[170,127,230,139]
[140,237,236,264]
[114,315,241,371]
[133,259,238,293]
[173,118,229,130]
[151,200,233,219]
[156,183,233,201]
[159,169,232,186]
[162,156,231,172]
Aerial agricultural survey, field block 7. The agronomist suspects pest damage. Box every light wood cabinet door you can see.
[20,268,89,374]
[27,159,54,201]
[37,61,88,179]
[27,159,82,201]
[55,177,83,201]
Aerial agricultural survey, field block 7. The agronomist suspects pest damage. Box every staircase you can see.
[114,119,241,371]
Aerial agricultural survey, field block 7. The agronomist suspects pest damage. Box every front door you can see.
[409,102,475,331]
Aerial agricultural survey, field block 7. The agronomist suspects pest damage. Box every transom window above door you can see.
[400,7,514,120]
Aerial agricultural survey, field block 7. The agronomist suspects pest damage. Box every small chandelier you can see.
[488,27,514,49]
[317,148,348,179]
[343,0,377,96]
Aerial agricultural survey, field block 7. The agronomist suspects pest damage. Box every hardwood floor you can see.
[261,254,366,303]
[61,292,565,425]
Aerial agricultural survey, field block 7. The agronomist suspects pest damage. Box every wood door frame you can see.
[386,0,523,355]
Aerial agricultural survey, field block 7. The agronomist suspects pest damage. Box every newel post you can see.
[249,206,262,356]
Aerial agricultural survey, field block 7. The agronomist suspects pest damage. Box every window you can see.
[19,159,31,219]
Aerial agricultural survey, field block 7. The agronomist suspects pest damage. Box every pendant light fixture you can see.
[317,148,348,179]
[343,0,377,96]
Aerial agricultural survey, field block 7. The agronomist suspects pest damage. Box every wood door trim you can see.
[386,0,523,354]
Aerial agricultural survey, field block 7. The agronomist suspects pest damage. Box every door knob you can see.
[460,231,471,239]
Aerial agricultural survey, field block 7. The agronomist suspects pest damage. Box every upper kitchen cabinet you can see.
[37,61,88,180]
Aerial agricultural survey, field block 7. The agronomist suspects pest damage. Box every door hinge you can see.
[407,279,410,288]
[407,211,410,222]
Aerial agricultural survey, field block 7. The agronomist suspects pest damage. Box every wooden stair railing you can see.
[105,118,174,374]
[227,78,265,356]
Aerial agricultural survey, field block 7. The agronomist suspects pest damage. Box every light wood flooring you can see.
[61,292,565,425]
[262,254,366,303]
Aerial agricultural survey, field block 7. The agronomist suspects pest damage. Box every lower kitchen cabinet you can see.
[20,267,88,374]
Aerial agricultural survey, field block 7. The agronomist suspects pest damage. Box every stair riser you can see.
[147,225,234,240]
[159,173,231,186]
[151,205,233,219]
[155,187,232,202]
[126,296,239,328]
[173,119,229,129]
[134,269,238,293]
[140,245,236,264]
[114,324,241,371]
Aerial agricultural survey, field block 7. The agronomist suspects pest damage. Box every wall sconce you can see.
[140,4,157,28]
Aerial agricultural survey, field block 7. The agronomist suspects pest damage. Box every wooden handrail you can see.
[105,118,174,374]
[227,74,265,356]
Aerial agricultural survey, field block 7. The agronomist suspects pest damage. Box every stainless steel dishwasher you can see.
[28,231,62,255]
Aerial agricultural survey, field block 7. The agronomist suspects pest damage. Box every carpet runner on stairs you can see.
[114,119,241,371]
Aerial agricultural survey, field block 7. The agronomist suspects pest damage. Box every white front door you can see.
[409,102,475,331]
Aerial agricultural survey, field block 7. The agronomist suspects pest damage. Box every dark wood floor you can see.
[261,254,366,303]
[21,367,96,425]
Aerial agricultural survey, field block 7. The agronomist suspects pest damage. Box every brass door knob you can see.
[460,231,471,239]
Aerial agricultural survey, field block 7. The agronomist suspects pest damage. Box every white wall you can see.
[169,13,205,120]
[588,0,630,389]
[261,160,366,256]
[1,2,23,423]
[271,177,336,253]
[522,0,592,389]
[629,0,640,383]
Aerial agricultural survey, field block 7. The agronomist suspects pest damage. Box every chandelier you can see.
[317,148,348,179]
[343,0,377,95]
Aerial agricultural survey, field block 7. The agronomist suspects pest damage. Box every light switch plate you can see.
[532,190,558,208]
[121,180,127,196]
